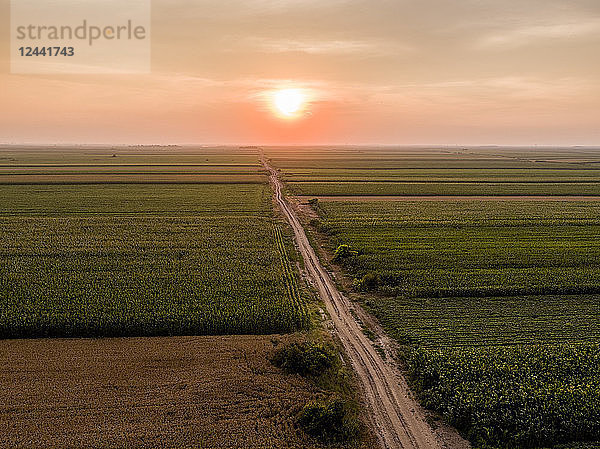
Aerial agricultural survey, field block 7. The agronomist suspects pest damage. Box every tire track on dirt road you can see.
[261,152,469,449]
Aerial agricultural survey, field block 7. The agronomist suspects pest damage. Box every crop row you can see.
[272,222,309,328]
[0,183,273,216]
[282,168,600,183]
[289,181,600,196]
[368,294,600,347]
[0,174,267,185]
[316,201,600,299]
[0,146,262,166]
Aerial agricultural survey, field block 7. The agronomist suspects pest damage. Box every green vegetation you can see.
[333,244,359,260]
[272,341,337,376]
[371,295,600,347]
[298,397,359,443]
[275,148,600,196]
[0,183,308,337]
[317,201,600,301]
[311,198,600,447]
[282,168,600,183]
[408,344,600,448]
[262,145,600,449]
[0,183,269,215]
[266,146,600,170]
[270,336,368,445]
[288,181,600,196]
[0,145,261,165]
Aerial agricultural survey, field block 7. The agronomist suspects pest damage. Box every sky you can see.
[1,0,599,145]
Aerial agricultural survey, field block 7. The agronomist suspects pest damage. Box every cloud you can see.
[478,18,600,48]
[237,37,412,56]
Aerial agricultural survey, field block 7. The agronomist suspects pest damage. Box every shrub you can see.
[272,341,337,377]
[298,397,358,442]
[353,271,381,291]
[333,244,359,261]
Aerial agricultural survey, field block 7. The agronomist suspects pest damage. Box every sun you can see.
[272,88,306,118]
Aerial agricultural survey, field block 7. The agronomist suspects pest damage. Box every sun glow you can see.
[272,88,307,118]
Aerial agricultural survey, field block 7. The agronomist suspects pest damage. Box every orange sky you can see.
[1,0,600,145]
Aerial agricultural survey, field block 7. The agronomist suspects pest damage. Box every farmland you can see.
[272,146,600,196]
[312,199,600,349]
[265,146,600,448]
[0,146,386,449]
[408,343,600,448]
[5,144,600,448]
[287,181,600,196]
[0,147,309,338]
[315,201,600,302]
[0,334,376,449]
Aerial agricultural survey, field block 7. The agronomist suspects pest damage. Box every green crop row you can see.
[368,295,600,347]
[0,183,273,216]
[289,182,600,196]
[281,168,600,183]
[273,223,309,328]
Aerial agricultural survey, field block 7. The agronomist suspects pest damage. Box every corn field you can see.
[0,184,308,337]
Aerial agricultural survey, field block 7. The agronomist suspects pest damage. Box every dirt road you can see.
[261,154,468,449]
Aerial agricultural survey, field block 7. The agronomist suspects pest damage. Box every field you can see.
[268,146,600,169]
[0,146,382,448]
[0,334,375,449]
[5,145,600,448]
[0,183,309,337]
[0,146,309,338]
[408,343,600,448]
[287,181,600,196]
[312,199,600,349]
[272,146,600,196]
[316,200,600,300]
[265,146,600,448]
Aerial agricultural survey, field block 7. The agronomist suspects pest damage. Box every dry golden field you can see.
[0,334,374,449]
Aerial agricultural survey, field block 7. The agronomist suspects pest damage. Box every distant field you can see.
[266,146,600,449]
[0,157,267,184]
[0,146,262,165]
[283,168,600,182]
[288,181,600,196]
[0,173,266,184]
[267,145,600,169]
[273,147,600,196]
[0,183,271,215]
